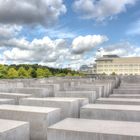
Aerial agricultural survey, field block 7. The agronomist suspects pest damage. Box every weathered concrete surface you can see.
[80,104,140,122]
[0,93,32,104]
[54,91,97,103]
[0,87,53,97]
[95,98,140,105]
[113,89,140,94]
[90,82,113,97]
[66,85,104,97]
[48,118,140,140]
[110,94,140,99]
[0,98,15,105]
[121,76,140,83]
[19,97,83,119]
[119,86,140,89]
[25,84,61,96]
[0,105,61,140]
[0,119,29,140]
[72,82,111,97]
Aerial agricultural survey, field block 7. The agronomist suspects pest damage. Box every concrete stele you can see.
[0,119,29,140]
[54,91,97,103]
[95,98,140,105]
[19,97,81,119]
[0,105,61,140]
[109,94,140,99]
[0,93,32,104]
[0,99,15,105]
[48,118,140,140]
[80,104,140,122]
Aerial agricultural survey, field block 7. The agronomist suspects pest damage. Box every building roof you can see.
[103,55,119,58]
[96,56,140,64]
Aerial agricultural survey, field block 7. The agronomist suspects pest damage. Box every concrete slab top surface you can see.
[97,98,140,102]
[0,105,60,113]
[0,119,28,132]
[9,87,48,90]
[114,89,140,91]
[23,97,81,102]
[0,99,14,102]
[57,91,96,93]
[49,118,140,136]
[82,104,140,111]
[71,86,102,88]
[0,92,32,96]
[110,94,140,97]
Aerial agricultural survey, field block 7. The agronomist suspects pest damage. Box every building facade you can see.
[95,55,140,75]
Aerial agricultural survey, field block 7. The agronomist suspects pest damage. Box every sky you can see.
[0,0,140,70]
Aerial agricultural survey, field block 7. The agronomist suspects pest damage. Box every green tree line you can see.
[0,64,83,79]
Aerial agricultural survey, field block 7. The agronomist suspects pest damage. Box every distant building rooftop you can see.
[103,55,119,58]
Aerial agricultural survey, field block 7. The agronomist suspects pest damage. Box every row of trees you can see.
[0,64,82,79]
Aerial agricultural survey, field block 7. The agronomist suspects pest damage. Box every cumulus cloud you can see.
[3,36,69,64]
[96,42,140,58]
[72,35,108,54]
[0,24,22,39]
[0,31,108,69]
[73,0,137,21]
[0,0,66,26]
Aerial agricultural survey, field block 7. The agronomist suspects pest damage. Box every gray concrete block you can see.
[80,104,140,122]
[119,86,140,89]
[113,89,140,94]
[95,98,140,105]
[0,87,53,97]
[54,91,97,103]
[0,99,15,105]
[48,118,140,140]
[110,94,140,99]
[92,80,115,95]
[0,93,32,104]
[0,119,29,140]
[0,105,61,140]
[82,82,111,97]
[19,97,81,119]
[25,84,61,95]
[67,85,104,97]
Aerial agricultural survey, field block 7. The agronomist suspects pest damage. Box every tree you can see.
[44,68,52,77]
[7,68,18,79]
[67,72,72,76]
[112,72,116,75]
[55,73,66,77]
[36,68,46,78]
[0,65,8,78]
[28,67,37,78]
[18,67,29,78]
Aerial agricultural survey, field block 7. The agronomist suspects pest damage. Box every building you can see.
[95,55,140,75]
[80,64,95,74]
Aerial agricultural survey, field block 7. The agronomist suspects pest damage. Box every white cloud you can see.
[0,25,22,39]
[0,0,66,26]
[3,37,69,64]
[0,32,108,69]
[72,35,108,54]
[96,42,140,58]
[73,0,137,21]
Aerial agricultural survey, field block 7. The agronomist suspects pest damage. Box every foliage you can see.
[18,67,29,78]
[0,64,82,79]
[111,72,116,75]
[28,67,37,78]
[0,65,8,78]
[7,68,19,79]
[36,68,46,78]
